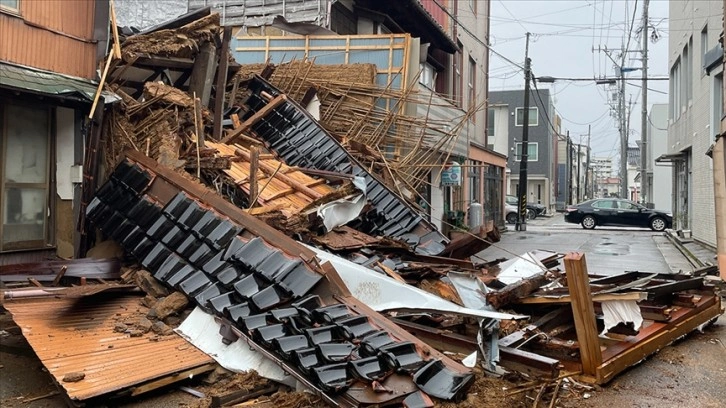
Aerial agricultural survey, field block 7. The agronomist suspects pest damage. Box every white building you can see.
[661,0,722,247]
[646,104,672,212]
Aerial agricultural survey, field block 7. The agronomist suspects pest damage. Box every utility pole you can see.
[640,0,649,205]
[516,32,531,231]
[577,141,582,202]
[585,124,591,199]
[619,67,628,199]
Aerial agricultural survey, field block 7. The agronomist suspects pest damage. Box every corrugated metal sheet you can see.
[3,295,214,401]
[189,0,328,28]
[415,87,470,158]
[0,1,97,79]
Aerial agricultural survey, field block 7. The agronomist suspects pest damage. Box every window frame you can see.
[0,102,54,252]
[701,24,708,75]
[515,107,538,127]
[0,0,19,13]
[468,56,476,116]
[514,142,538,162]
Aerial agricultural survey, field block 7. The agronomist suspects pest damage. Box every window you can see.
[713,73,723,138]
[515,107,538,126]
[0,0,19,11]
[419,62,436,89]
[330,2,357,35]
[593,200,616,209]
[617,201,638,210]
[701,25,708,73]
[468,57,476,114]
[669,57,681,120]
[515,142,538,161]
[468,160,481,203]
[453,43,463,107]
[486,108,495,142]
[686,37,693,102]
[1,104,52,252]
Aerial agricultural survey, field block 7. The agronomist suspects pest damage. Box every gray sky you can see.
[488,0,671,166]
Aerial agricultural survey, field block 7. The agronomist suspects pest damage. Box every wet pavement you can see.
[476,213,693,276]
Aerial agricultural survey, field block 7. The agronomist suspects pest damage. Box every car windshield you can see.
[506,195,518,205]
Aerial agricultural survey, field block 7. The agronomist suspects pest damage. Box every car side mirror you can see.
[638,207,643,212]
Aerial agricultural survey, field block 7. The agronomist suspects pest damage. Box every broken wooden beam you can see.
[517,291,648,305]
[485,271,550,309]
[233,147,323,200]
[563,252,602,377]
[210,384,278,407]
[188,42,217,107]
[221,94,287,144]
[248,146,260,208]
[212,26,232,141]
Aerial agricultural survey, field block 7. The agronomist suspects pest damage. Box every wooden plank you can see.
[233,147,322,199]
[376,262,407,284]
[109,0,122,59]
[88,52,115,119]
[130,363,216,397]
[518,291,648,304]
[564,252,602,376]
[221,95,287,144]
[213,26,232,141]
[596,296,721,384]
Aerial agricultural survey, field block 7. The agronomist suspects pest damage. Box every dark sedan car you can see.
[564,199,672,231]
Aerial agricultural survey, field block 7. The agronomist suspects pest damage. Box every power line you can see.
[430,0,525,71]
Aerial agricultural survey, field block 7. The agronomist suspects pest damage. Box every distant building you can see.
[660,0,721,247]
[488,89,557,212]
[627,145,641,202]
[590,157,614,198]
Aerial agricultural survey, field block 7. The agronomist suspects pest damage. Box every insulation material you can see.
[495,252,546,285]
[176,307,297,387]
[317,176,367,231]
[601,300,644,333]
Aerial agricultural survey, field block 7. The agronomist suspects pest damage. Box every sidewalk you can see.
[665,230,718,269]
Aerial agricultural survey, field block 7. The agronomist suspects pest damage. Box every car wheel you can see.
[650,217,667,232]
[526,209,536,220]
[506,213,517,224]
[581,215,596,229]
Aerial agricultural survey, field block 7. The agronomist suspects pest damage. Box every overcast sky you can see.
[488,0,671,164]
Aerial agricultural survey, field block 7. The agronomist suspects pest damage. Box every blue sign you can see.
[441,162,462,186]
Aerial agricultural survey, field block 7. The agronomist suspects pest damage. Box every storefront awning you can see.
[654,152,686,163]
[0,61,118,104]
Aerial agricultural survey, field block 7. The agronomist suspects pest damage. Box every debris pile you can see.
[1,7,723,408]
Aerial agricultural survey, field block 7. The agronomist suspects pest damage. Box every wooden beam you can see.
[248,146,259,208]
[517,291,648,305]
[213,26,232,141]
[51,266,67,287]
[485,272,550,309]
[188,42,217,107]
[130,363,216,397]
[564,252,602,376]
[109,0,122,59]
[233,147,323,200]
[88,52,115,119]
[220,94,287,144]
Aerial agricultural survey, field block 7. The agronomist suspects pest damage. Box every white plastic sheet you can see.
[316,176,367,231]
[308,244,527,320]
[601,300,643,333]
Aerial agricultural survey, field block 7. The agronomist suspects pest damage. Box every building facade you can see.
[646,104,673,212]
[488,88,556,212]
[0,0,109,263]
[663,0,721,247]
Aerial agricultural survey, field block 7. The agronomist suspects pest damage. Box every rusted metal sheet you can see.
[3,294,214,401]
[0,0,98,79]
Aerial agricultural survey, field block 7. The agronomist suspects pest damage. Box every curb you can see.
[664,230,704,269]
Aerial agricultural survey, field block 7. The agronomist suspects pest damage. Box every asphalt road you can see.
[476,213,693,276]
[476,212,726,408]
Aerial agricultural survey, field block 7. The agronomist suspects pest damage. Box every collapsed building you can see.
[1,7,723,408]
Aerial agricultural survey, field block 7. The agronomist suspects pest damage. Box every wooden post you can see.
[188,42,217,107]
[248,146,259,209]
[563,252,602,376]
[220,94,287,144]
[213,27,232,141]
